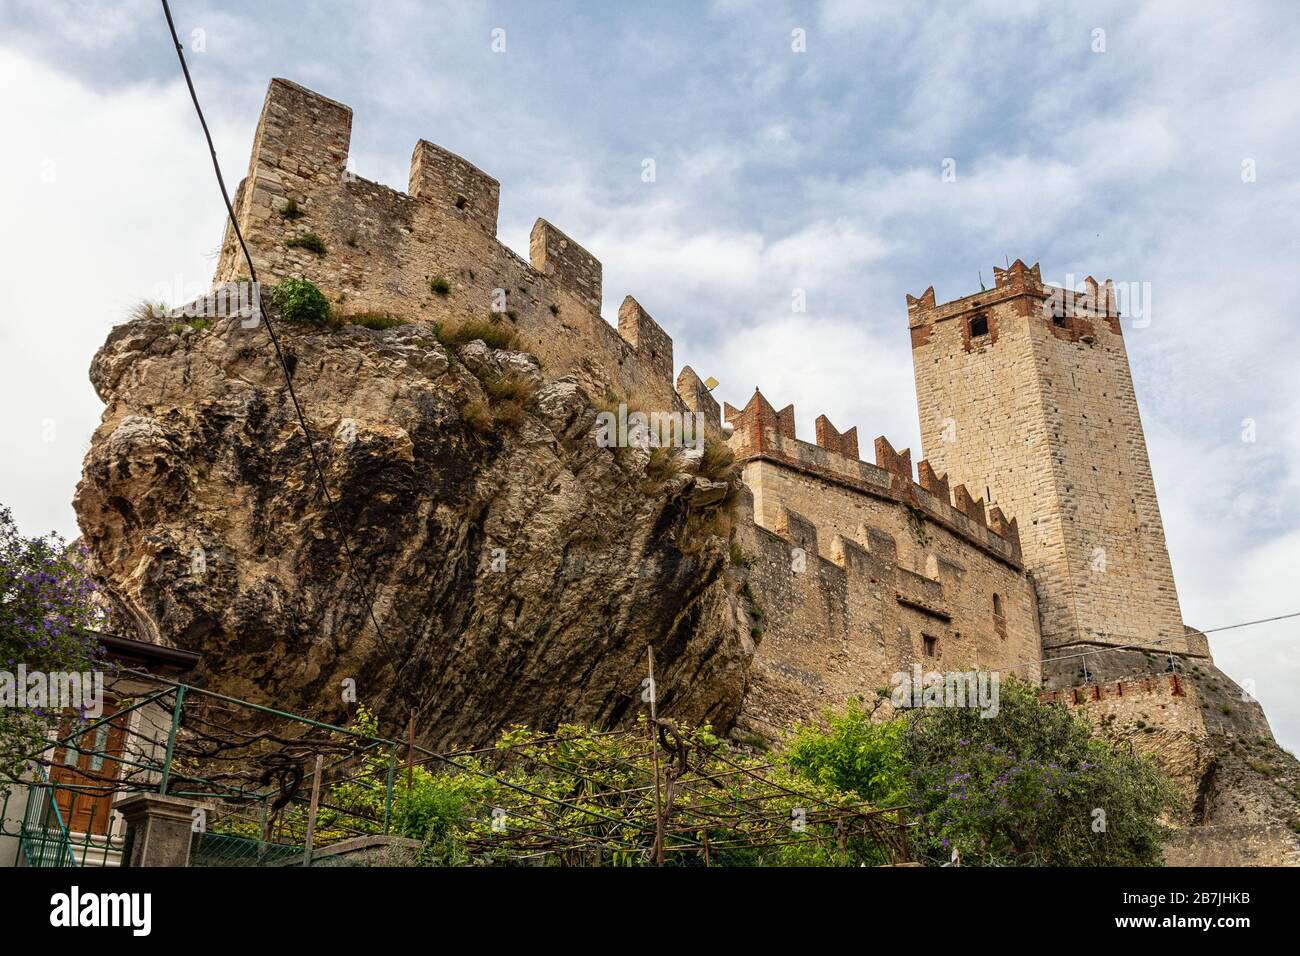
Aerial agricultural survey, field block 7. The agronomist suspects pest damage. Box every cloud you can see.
[0,49,232,539]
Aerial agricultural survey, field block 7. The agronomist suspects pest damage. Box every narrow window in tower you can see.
[969,314,989,337]
[993,592,1007,639]
[923,634,938,657]
[1052,302,1067,327]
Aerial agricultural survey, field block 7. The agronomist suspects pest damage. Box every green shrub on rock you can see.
[270,277,332,327]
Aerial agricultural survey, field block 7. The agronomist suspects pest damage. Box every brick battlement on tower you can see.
[907,259,1124,346]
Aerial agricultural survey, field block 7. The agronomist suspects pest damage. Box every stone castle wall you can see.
[213,78,710,428]
[726,390,1042,733]
[909,261,1187,663]
[1041,673,1206,737]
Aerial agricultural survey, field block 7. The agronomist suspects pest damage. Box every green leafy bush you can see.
[785,703,909,807]
[901,675,1178,865]
[783,678,1178,866]
[269,278,332,327]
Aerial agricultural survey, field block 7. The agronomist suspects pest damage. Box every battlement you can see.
[409,139,500,235]
[618,296,674,382]
[530,219,602,313]
[214,77,714,424]
[906,259,1123,341]
[723,389,1022,565]
[1041,673,1187,707]
[1040,674,1207,739]
[736,484,1043,725]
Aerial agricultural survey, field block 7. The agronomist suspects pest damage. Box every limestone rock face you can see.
[75,313,752,747]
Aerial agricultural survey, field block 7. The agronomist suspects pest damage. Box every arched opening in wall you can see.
[992,592,1007,639]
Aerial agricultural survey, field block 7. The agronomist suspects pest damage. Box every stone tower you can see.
[907,260,1194,685]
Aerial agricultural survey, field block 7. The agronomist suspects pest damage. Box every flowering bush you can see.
[782,678,1177,865]
[902,676,1178,865]
[0,505,106,789]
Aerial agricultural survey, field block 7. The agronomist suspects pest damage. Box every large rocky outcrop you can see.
[75,312,755,747]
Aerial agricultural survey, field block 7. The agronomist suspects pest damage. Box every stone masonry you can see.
[908,261,1189,668]
[213,78,702,427]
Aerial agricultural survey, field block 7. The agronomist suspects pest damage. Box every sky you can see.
[1,1,1298,749]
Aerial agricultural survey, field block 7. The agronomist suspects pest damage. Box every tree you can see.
[901,675,1178,866]
[0,505,106,789]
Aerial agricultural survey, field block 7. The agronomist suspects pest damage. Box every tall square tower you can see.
[908,261,1187,673]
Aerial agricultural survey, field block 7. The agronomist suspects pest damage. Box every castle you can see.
[212,78,1268,774]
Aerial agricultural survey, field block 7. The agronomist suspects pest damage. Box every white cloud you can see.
[0,50,233,537]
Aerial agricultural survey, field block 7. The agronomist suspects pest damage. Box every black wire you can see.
[159,0,409,694]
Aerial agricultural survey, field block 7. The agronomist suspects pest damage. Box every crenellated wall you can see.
[726,391,1041,733]
[213,78,713,428]
[724,389,1022,565]
[1040,672,1202,734]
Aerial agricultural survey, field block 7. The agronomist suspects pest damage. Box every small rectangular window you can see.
[969,314,989,337]
[923,635,938,657]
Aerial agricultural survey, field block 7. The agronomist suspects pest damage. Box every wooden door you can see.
[50,702,129,836]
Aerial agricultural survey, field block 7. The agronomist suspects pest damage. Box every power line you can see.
[159,1,408,692]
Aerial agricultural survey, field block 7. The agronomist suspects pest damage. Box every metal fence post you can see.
[158,685,187,796]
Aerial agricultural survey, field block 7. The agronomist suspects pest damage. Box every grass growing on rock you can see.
[478,370,536,429]
[638,447,689,496]
[132,300,169,322]
[696,437,738,481]
[480,370,536,405]
[441,317,520,351]
[286,233,327,256]
[342,312,405,331]
[463,398,494,436]
[170,317,213,335]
